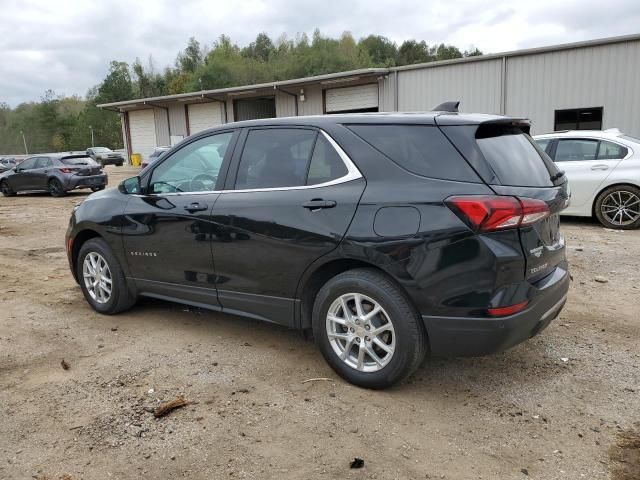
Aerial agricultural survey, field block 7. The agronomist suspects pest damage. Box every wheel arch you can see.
[297,257,417,331]
[70,229,102,281]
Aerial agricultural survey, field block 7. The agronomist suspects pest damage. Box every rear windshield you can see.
[61,156,98,166]
[347,124,479,182]
[475,125,559,187]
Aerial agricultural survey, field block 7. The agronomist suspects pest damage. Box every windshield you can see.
[62,157,98,166]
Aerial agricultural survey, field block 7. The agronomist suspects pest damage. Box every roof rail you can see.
[432,101,460,112]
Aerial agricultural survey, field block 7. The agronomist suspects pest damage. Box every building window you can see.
[554,107,603,131]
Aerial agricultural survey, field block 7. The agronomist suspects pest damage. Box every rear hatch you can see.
[61,156,102,176]
[438,118,569,281]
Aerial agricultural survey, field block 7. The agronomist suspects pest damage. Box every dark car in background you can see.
[86,147,124,167]
[65,112,570,388]
[141,146,171,169]
[0,157,17,173]
[1,154,106,197]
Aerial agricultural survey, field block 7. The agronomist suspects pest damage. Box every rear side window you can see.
[307,135,348,185]
[235,129,316,189]
[598,141,627,160]
[475,125,557,187]
[555,139,598,161]
[347,124,479,182]
[534,138,551,152]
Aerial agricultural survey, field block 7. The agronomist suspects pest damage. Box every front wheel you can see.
[594,185,640,229]
[77,238,136,314]
[0,180,16,197]
[48,178,66,197]
[91,186,105,192]
[312,269,427,389]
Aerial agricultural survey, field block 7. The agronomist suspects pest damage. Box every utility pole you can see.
[89,125,95,147]
[20,131,28,154]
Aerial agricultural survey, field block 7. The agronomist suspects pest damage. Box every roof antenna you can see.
[432,101,460,112]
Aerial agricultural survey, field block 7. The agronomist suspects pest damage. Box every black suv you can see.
[66,113,570,388]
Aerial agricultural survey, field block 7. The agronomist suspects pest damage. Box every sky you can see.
[1,0,639,106]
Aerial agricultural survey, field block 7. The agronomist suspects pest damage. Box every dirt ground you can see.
[1,166,639,480]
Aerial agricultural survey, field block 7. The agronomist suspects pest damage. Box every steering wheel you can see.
[190,173,217,192]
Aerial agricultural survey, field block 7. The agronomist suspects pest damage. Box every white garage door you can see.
[325,84,379,113]
[128,109,157,160]
[188,103,223,134]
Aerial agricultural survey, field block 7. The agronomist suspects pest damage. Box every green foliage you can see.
[0,30,482,155]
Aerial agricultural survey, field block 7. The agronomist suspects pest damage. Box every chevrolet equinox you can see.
[66,112,570,389]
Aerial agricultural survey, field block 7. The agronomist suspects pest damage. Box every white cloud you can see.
[1,0,639,105]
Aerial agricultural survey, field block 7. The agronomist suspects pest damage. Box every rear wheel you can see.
[77,238,136,314]
[91,186,105,192]
[594,185,640,229]
[0,180,16,197]
[48,178,66,197]
[116,162,123,167]
[312,268,427,389]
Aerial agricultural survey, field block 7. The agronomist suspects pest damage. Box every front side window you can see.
[555,139,599,162]
[535,138,551,153]
[150,132,233,193]
[235,129,316,189]
[35,157,52,169]
[598,141,627,160]
[18,158,37,170]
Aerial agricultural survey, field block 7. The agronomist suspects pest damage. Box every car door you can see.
[550,138,627,213]
[210,127,366,327]
[121,130,238,307]
[32,157,53,190]
[10,157,38,191]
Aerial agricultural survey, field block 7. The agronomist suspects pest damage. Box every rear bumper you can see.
[66,174,108,190]
[422,265,570,356]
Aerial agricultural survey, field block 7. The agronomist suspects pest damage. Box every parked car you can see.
[534,129,640,229]
[141,146,171,169]
[0,157,17,173]
[86,147,124,167]
[65,113,570,389]
[1,154,107,197]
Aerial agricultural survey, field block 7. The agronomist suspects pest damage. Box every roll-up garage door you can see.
[325,84,379,113]
[188,102,223,134]
[128,109,157,160]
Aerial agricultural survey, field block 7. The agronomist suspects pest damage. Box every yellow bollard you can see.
[131,153,142,167]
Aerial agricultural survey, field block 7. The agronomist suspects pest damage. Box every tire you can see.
[312,268,427,389]
[91,186,106,192]
[0,180,16,197]
[116,162,123,167]
[594,185,640,230]
[48,178,66,197]
[76,238,136,314]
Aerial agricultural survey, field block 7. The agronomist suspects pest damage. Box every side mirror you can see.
[119,176,142,195]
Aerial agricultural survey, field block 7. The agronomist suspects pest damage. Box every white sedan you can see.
[534,129,640,229]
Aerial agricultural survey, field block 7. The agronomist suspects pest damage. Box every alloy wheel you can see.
[326,293,395,372]
[82,252,113,304]
[600,190,640,226]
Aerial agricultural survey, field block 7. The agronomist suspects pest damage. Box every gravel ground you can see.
[1,166,638,480]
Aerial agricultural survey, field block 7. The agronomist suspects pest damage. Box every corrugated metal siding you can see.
[275,91,297,117]
[397,58,503,113]
[226,99,234,122]
[188,102,223,134]
[505,40,640,136]
[168,104,187,136]
[379,75,396,112]
[153,108,170,146]
[299,85,323,116]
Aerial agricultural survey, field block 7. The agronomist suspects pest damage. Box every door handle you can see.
[184,202,208,213]
[591,164,609,170]
[302,199,337,210]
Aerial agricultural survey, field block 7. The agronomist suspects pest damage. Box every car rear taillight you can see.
[487,300,529,317]
[446,195,550,232]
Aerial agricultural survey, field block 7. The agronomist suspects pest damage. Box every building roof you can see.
[98,33,640,111]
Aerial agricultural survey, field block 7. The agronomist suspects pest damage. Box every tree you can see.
[359,35,397,66]
[397,40,433,65]
[177,37,203,73]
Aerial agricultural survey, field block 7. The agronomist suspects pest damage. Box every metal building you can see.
[99,33,640,162]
